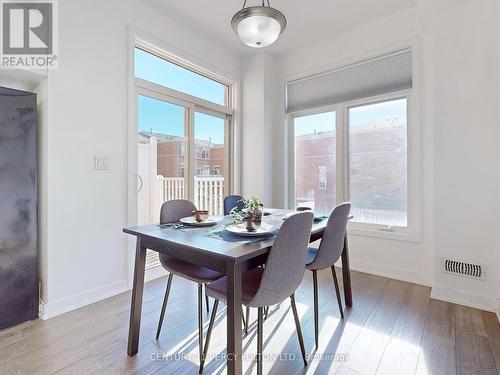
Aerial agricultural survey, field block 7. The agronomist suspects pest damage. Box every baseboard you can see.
[39,280,129,320]
[347,258,432,287]
[430,285,496,313]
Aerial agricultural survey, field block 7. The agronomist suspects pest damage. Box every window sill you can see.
[347,224,421,243]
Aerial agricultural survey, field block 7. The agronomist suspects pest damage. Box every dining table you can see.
[123,209,353,375]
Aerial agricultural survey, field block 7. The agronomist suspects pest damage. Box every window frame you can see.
[134,43,235,203]
[288,89,420,242]
[287,104,341,215]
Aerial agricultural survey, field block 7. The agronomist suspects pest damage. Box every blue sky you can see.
[136,48,225,144]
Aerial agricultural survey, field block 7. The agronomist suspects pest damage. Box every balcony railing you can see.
[156,176,225,217]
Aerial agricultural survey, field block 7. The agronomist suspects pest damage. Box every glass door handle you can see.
[137,174,144,193]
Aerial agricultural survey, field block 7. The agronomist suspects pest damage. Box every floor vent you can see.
[441,258,485,280]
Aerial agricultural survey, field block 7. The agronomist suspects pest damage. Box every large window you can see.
[290,92,412,235]
[349,98,407,227]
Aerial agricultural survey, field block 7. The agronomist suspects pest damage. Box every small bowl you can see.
[192,210,209,222]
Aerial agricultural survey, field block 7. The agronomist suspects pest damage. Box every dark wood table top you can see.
[123,209,329,263]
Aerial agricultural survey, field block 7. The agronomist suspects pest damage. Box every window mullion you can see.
[186,105,195,202]
[336,107,347,205]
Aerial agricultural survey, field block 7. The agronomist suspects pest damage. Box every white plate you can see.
[179,216,221,226]
[225,223,275,237]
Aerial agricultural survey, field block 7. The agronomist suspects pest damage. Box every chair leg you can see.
[331,266,344,319]
[199,299,219,373]
[245,306,250,334]
[264,306,269,320]
[242,307,248,330]
[197,284,204,364]
[156,273,173,340]
[204,283,209,313]
[257,307,264,375]
[290,294,307,366]
[312,270,319,349]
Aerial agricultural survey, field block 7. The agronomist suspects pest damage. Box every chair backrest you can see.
[248,211,314,308]
[223,195,244,215]
[160,199,197,224]
[308,202,351,270]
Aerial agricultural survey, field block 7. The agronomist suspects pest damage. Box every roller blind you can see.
[286,50,412,113]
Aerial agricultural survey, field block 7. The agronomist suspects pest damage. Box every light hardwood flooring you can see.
[0,269,499,375]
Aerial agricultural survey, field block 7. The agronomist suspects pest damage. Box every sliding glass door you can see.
[137,94,188,226]
[132,43,234,275]
[192,110,229,215]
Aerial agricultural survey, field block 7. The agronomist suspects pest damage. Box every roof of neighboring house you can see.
[139,131,223,147]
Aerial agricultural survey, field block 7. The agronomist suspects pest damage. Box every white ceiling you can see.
[143,0,415,56]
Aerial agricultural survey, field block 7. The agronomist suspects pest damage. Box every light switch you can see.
[95,156,110,170]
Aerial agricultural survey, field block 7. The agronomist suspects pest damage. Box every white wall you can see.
[241,54,265,197]
[422,0,500,311]
[264,0,500,311]
[241,53,277,203]
[39,0,241,318]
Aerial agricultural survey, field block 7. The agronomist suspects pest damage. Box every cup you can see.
[192,210,209,222]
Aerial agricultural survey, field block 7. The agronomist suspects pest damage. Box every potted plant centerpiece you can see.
[229,196,264,232]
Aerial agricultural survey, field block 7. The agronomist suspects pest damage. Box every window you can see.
[349,98,407,227]
[289,92,412,236]
[287,49,416,239]
[196,166,210,177]
[135,47,228,105]
[197,148,209,160]
[293,111,336,216]
[318,166,327,190]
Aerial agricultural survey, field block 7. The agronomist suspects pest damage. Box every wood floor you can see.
[1,269,499,375]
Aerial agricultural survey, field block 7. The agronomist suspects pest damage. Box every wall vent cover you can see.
[441,258,486,280]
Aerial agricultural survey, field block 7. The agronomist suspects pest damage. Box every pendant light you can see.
[231,0,287,48]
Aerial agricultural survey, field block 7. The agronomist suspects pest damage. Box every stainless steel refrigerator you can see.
[0,86,38,329]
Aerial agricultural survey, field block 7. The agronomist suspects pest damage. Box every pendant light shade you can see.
[231,2,286,48]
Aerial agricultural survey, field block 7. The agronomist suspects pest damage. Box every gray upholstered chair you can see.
[223,194,244,215]
[156,199,224,367]
[306,202,351,348]
[200,211,314,374]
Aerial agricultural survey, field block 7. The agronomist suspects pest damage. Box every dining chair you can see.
[156,199,224,366]
[223,194,244,215]
[306,202,351,349]
[200,211,314,374]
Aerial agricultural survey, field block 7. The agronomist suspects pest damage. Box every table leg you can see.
[341,233,353,308]
[226,262,243,375]
[127,238,147,356]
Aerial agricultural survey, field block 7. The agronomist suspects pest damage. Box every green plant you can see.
[229,196,264,224]
[229,206,243,224]
[242,196,264,215]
